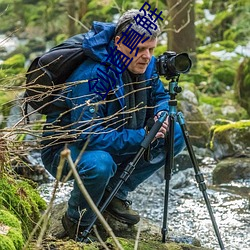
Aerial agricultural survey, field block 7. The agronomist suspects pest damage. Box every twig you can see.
[68,14,90,31]
[134,220,142,250]
[93,225,110,250]
[22,154,65,249]
[61,148,124,250]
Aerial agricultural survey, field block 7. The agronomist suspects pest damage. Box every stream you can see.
[1,33,249,250]
[38,155,250,250]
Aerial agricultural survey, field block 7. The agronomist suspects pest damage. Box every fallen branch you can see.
[62,148,124,250]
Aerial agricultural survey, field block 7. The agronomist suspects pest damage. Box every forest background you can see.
[0,0,250,249]
[0,0,250,126]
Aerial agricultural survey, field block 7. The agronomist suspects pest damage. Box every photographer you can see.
[41,9,185,241]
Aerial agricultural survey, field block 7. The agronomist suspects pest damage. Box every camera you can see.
[156,51,192,79]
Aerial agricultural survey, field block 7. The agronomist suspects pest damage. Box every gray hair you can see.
[115,9,161,39]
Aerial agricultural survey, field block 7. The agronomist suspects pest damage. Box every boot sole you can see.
[105,210,140,225]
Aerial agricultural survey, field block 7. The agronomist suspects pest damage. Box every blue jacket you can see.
[44,21,170,156]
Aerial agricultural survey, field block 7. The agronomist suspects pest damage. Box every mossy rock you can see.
[106,237,210,250]
[0,209,24,250]
[44,202,211,250]
[199,92,249,122]
[1,54,25,69]
[28,237,211,250]
[179,100,210,148]
[213,67,235,86]
[0,54,26,86]
[209,120,250,160]
[213,157,250,184]
[0,174,47,239]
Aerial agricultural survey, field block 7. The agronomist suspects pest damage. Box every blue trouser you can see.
[41,122,185,226]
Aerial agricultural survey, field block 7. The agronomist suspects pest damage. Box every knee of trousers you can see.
[77,150,117,182]
[174,123,186,155]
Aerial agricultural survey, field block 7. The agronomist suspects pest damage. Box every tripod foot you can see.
[161,227,168,243]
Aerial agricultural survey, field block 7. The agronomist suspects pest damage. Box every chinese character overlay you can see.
[88,4,163,100]
[134,2,163,35]
[117,24,149,56]
[100,46,133,75]
[139,2,163,22]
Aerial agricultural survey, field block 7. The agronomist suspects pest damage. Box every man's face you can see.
[115,36,157,74]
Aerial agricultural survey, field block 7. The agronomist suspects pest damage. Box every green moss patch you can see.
[209,120,250,157]
[0,175,47,239]
[106,237,210,250]
[0,209,23,250]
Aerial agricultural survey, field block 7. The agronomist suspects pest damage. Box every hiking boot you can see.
[61,213,97,243]
[105,196,140,225]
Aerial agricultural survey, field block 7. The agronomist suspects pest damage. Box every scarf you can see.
[122,69,147,129]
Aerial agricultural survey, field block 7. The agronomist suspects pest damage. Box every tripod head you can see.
[168,76,182,100]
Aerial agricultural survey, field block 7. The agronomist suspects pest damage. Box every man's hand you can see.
[154,111,169,139]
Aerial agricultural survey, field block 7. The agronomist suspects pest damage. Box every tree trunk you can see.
[167,0,196,62]
[67,0,77,36]
[78,0,88,20]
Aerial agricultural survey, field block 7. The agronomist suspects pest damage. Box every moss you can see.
[199,95,224,107]
[217,40,237,51]
[199,91,248,122]
[0,209,24,249]
[235,58,250,115]
[7,228,24,249]
[213,120,250,133]
[0,235,16,250]
[0,175,47,239]
[208,10,234,42]
[1,54,25,69]
[0,54,26,86]
[0,209,21,229]
[209,120,250,151]
[106,237,208,250]
[0,54,26,80]
[213,67,235,86]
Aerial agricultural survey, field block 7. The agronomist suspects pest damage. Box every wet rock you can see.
[209,120,250,160]
[213,157,250,184]
[45,202,210,250]
[181,89,199,105]
[170,168,193,189]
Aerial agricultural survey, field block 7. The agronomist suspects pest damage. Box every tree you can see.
[166,0,196,62]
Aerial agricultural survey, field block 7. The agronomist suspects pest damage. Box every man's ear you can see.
[114,36,121,47]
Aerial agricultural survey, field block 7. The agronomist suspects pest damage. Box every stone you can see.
[209,120,250,160]
[213,157,250,184]
[179,100,211,148]
[44,202,211,250]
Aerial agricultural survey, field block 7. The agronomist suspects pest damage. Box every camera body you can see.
[156,51,192,79]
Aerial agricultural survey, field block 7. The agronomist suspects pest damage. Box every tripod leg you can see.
[177,112,225,250]
[81,112,168,240]
[162,114,175,243]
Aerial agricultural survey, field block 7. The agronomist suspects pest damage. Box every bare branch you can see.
[63,148,124,250]
[68,14,90,32]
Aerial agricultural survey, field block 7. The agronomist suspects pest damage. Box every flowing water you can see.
[38,156,250,250]
[2,33,249,249]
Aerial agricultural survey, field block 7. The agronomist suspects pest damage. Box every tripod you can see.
[81,110,168,241]
[161,77,225,249]
[82,77,225,249]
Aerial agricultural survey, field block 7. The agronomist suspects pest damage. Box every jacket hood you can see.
[82,21,116,62]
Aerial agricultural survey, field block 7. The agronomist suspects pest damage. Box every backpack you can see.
[24,34,87,115]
